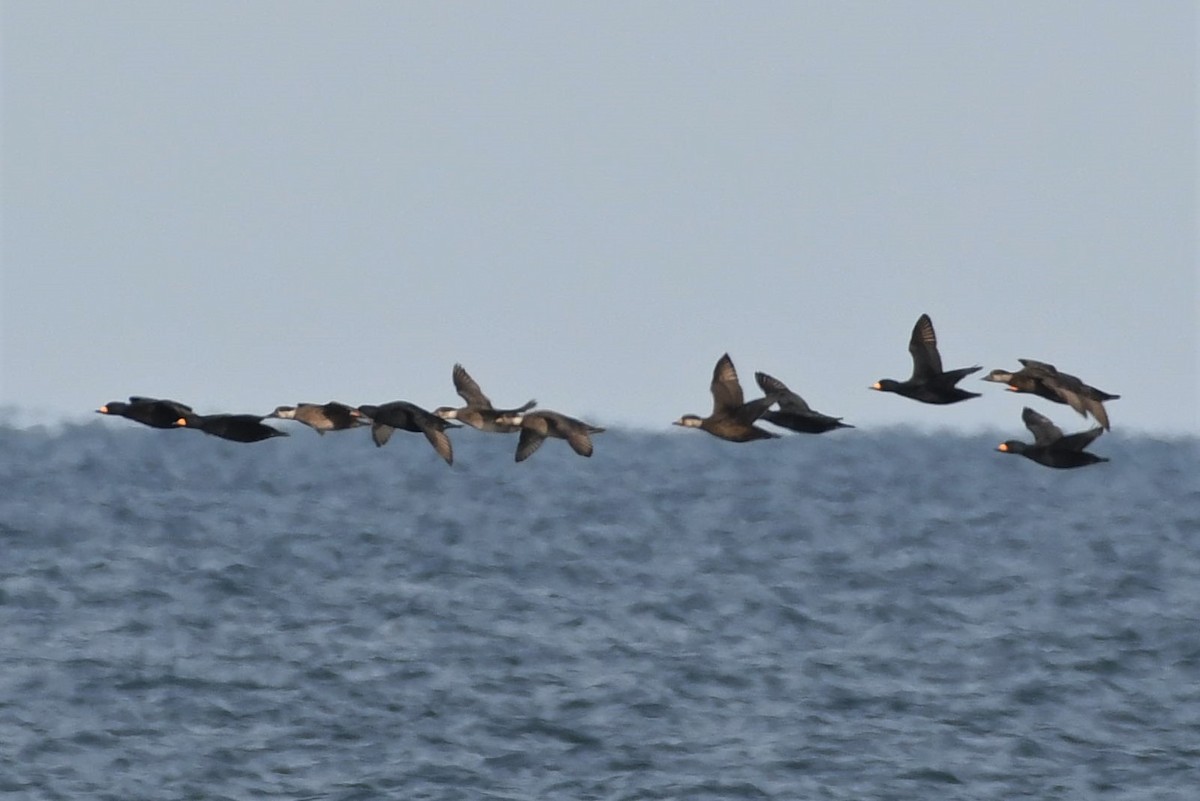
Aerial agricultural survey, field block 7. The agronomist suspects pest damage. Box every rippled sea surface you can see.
[1,420,1197,799]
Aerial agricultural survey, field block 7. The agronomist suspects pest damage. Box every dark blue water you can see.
[1,420,1197,799]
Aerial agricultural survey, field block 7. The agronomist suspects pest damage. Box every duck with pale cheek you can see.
[267,402,366,434]
[433,363,536,433]
[674,353,780,443]
[493,409,605,462]
[982,359,1119,430]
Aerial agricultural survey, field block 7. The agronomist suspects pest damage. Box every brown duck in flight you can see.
[433,363,536,433]
[493,409,605,462]
[983,359,1118,430]
[674,353,780,442]
[267,402,366,434]
[357,401,459,465]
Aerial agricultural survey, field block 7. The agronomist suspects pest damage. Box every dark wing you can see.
[736,395,779,425]
[1021,406,1064,446]
[939,365,983,386]
[1018,358,1059,375]
[710,353,745,414]
[514,427,546,462]
[546,413,595,457]
[1056,427,1104,452]
[130,396,194,414]
[421,427,454,465]
[1032,369,1108,427]
[322,402,364,428]
[908,314,944,380]
[565,429,595,457]
[755,371,813,414]
[495,398,538,416]
[411,407,454,464]
[371,423,395,447]
[1044,377,1091,419]
[452,364,493,409]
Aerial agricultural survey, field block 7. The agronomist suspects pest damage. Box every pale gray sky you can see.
[3,2,1196,434]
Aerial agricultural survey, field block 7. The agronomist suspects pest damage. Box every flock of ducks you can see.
[97,314,1118,470]
[96,361,605,465]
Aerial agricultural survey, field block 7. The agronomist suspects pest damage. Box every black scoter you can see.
[871,314,981,404]
[996,406,1108,469]
[97,396,195,429]
[754,372,853,434]
[176,413,288,443]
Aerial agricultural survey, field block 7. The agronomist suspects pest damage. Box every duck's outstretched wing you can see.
[452,363,493,409]
[1021,406,1063,446]
[710,353,745,414]
[908,314,944,380]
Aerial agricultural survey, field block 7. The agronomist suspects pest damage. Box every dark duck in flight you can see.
[97,396,195,429]
[871,313,981,404]
[754,372,853,434]
[357,401,459,465]
[996,406,1108,469]
[176,413,288,443]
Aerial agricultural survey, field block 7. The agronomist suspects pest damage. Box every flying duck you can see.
[357,401,459,465]
[175,413,288,443]
[493,409,605,462]
[268,402,366,434]
[97,396,195,429]
[996,406,1108,469]
[871,314,981,404]
[674,353,780,442]
[433,364,536,433]
[983,359,1118,430]
[754,372,853,434]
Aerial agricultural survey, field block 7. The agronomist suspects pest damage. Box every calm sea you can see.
[1,420,1197,800]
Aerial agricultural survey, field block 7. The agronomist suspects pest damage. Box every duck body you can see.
[433,364,536,433]
[754,372,852,434]
[996,406,1107,469]
[97,396,195,429]
[177,413,288,443]
[871,314,981,404]
[494,410,605,462]
[674,353,780,442]
[268,402,365,434]
[357,401,458,465]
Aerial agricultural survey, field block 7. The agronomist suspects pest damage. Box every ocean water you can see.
[1,420,1197,800]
